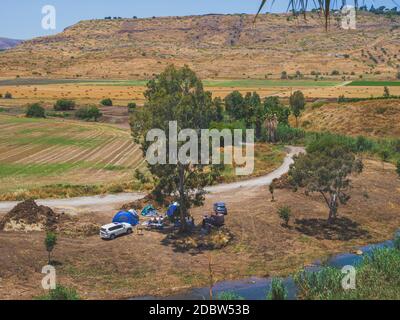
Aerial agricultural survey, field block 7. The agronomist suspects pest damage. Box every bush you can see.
[267,278,287,300]
[217,291,245,300]
[278,206,291,227]
[75,106,102,121]
[36,285,80,300]
[331,70,340,75]
[128,102,137,113]
[54,99,75,111]
[100,98,113,106]
[397,71,400,80]
[397,160,400,178]
[26,103,46,118]
[276,124,305,144]
[4,92,12,99]
[394,233,400,251]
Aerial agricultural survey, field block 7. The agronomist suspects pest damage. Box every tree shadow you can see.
[294,217,371,241]
[160,226,233,255]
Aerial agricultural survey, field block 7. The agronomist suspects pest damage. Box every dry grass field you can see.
[0,114,143,197]
[0,12,400,80]
[300,98,400,138]
[0,159,399,299]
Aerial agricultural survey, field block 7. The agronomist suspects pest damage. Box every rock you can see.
[355,250,363,255]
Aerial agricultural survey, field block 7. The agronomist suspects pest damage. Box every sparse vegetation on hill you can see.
[1,12,399,79]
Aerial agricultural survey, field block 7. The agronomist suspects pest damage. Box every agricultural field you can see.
[347,80,400,86]
[0,114,143,198]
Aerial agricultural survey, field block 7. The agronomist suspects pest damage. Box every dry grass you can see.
[0,12,399,80]
[300,98,400,138]
[0,159,399,299]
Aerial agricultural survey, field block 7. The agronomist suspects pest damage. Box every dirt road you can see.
[0,146,304,214]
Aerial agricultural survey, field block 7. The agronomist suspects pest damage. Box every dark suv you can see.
[213,202,228,215]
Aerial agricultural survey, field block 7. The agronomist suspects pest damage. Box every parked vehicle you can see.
[213,202,228,215]
[100,222,132,240]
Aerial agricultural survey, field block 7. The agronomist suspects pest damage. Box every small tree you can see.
[396,160,400,178]
[289,139,363,222]
[397,71,400,80]
[45,232,57,265]
[289,90,306,127]
[101,98,113,106]
[383,86,390,98]
[379,149,390,168]
[127,102,137,113]
[54,99,75,111]
[4,92,12,99]
[281,71,288,79]
[75,106,102,121]
[269,183,275,202]
[26,103,46,118]
[267,278,287,300]
[278,206,291,227]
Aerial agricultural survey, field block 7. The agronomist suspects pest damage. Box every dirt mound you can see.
[0,200,60,232]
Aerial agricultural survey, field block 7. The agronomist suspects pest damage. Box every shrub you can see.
[331,70,340,75]
[54,99,75,111]
[280,71,288,80]
[278,206,291,227]
[217,291,245,300]
[45,232,57,264]
[276,124,305,144]
[394,233,400,251]
[36,285,80,300]
[26,103,46,118]
[397,71,400,80]
[4,92,12,99]
[128,102,137,113]
[397,160,400,178]
[101,98,113,106]
[267,278,287,300]
[75,106,102,121]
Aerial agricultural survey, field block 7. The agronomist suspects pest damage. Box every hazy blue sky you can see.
[0,0,396,40]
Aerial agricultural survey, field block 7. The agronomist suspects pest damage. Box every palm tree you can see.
[256,0,362,31]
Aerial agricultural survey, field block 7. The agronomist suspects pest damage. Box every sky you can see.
[0,0,396,40]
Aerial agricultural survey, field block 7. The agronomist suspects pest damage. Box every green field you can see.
[347,80,400,86]
[0,78,342,88]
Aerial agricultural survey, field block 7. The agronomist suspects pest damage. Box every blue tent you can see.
[112,210,139,226]
[166,203,179,218]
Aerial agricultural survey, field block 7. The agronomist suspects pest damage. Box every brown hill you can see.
[0,12,400,79]
[300,99,400,138]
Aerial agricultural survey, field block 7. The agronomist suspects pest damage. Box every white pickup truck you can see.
[100,222,132,240]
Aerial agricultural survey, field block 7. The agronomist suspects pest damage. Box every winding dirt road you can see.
[0,146,304,213]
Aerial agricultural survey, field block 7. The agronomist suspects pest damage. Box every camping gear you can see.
[166,202,179,219]
[213,202,228,215]
[112,210,139,226]
[141,205,158,217]
[202,214,225,228]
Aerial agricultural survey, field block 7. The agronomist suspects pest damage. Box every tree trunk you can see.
[328,193,338,223]
[178,164,187,233]
[48,251,51,265]
[295,116,299,128]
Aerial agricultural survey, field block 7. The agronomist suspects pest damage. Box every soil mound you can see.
[121,193,173,212]
[0,200,60,232]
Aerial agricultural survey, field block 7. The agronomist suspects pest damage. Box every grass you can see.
[295,247,400,300]
[347,80,400,86]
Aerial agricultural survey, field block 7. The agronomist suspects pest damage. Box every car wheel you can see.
[127,228,132,234]
[110,234,116,240]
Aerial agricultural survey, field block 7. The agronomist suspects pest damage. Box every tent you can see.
[141,205,158,217]
[112,210,139,226]
[166,202,179,218]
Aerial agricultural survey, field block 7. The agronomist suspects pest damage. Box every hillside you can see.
[0,38,22,50]
[0,12,400,79]
[301,99,400,138]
